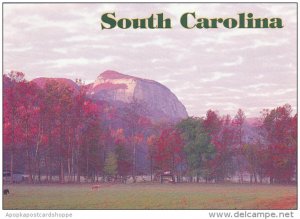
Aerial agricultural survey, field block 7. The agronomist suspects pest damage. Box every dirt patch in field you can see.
[257,195,297,209]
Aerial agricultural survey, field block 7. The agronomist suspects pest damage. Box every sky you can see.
[3,3,297,117]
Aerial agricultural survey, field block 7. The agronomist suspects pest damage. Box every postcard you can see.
[2,1,297,217]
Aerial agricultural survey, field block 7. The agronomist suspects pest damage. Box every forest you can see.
[3,71,297,184]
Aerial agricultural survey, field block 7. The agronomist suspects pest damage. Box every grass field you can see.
[3,183,297,210]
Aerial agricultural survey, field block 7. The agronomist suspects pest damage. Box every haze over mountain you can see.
[32,70,188,122]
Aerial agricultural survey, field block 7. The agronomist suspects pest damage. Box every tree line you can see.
[3,71,297,184]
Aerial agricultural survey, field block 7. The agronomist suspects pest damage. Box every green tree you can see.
[104,151,118,177]
[177,117,215,182]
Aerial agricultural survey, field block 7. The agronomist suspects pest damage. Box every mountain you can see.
[32,77,79,92]
[31,70,188,122]
[245,117,261,126]
[86,70,188,122]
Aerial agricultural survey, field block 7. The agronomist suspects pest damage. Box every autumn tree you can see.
[147,134,158,181]
[232,109,246,183]
[112,128,132,179]
[154,127,184,176]
[122,98,150,182]
[81,117,102,182]
[210,115,236,182]
[204,110,222,137]
[73,88,102,182]
[18,81,42,183]
[261,104,297,183]
[242,143,261,183]
[43,81,75,183]
[3,71,26,183]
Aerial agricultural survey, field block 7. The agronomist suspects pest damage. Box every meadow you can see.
[3,183,297,210]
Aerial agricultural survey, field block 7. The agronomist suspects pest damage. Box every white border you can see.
[0,1,299,219]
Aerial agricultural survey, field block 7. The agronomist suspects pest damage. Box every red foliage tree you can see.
[154,127,184,174]
[209,115,236,182]
[261,104,297,183]
[111,128,132,178]
[17,81,41,183]
[3,71,26,183]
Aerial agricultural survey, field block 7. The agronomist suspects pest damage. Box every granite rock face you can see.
[87,70,188,121]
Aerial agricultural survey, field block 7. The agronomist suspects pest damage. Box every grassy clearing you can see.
[3,183,296,210]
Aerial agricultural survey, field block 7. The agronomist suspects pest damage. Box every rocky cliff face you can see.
[86,70,188,121]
